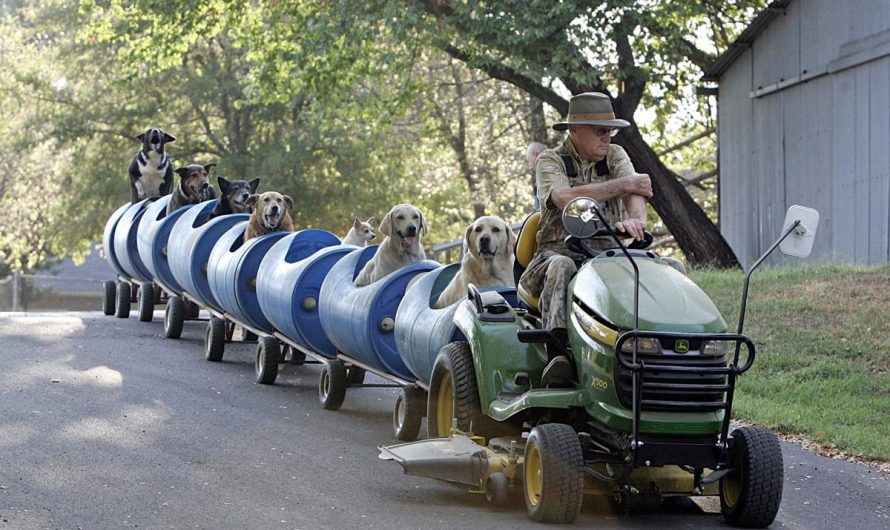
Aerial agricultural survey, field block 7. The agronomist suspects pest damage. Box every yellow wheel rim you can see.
[436,373,453,435]
[723,450,743,508]
[525,439,542,507]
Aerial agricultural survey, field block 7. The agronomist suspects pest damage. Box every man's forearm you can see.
[549,178,629,210]
[624,193,647,222]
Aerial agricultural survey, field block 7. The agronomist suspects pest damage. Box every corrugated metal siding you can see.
[717,0,890,266]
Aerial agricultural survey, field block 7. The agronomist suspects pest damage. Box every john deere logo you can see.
[675,340,690,353]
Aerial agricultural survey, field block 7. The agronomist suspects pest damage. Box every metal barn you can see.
[703,0,890,266]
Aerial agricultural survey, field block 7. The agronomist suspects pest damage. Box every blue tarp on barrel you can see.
[208,225,289,332]
[256,231,348,357]
[112,200,153,283]
[318,246,439,380]
[145,203,193,295]
[394,263,518,385]
[136,196,171,282]
[167,200,247,310]
[102,203,131,279]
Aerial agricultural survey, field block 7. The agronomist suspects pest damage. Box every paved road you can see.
[0,312,887,529]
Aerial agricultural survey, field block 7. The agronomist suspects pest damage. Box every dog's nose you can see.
[270,205,279,214]
[405,225,417,237]
[241,193,249,201]
[201,182,209,189]
[480,235,491,251]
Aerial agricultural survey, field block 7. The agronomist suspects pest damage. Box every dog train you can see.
[105,126,518,440]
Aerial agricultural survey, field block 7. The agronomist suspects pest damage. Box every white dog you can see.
[435,216,516,308]
[354,204,428,286]
[342,217,376,246]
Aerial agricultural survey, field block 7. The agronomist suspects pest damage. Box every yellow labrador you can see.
[243,191,295,242]
[354,204,428,286]
[434,216,516,308]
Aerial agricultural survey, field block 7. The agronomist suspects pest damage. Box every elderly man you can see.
[520,92,652,375]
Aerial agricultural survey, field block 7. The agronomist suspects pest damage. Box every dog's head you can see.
[352,217,377,243]
[464,216,516,260]
[219,176,261,213]
[379,204,427,250]
[136,127,175,154]
[247,191,293,231]
[175,163,217,202]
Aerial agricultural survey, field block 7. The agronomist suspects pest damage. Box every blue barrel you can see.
[394,264,519,384]
[112,200,153,283]
[167,200,247,309]
[102,203,131,278]
[136,196,171,280]
[256,231,349,357]
[146,204,193,295]
[207,226,290,332]
[318,246,440,380]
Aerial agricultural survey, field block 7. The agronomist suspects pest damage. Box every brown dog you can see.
[243,191,295,242]
[354,204,428,286]
[434,216,516,308]
[166,163,218,214]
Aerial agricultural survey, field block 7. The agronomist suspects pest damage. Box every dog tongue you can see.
[404,236,417,246]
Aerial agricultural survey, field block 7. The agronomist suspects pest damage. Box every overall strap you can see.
[561,154,610,179]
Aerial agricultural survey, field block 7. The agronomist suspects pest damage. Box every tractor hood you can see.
[571,256,727,333]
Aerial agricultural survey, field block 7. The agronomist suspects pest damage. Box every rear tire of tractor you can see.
[392,386,425,442]
[523,423,584,523]
[102,280,116,315]
[164,295,185,339]
[720,426,784,528]
[137,284,154,322]
[205,317,226,362]
[255,336,280,385]
[426,342,506,439]
[115,281,131,318]
[319,360,347,411]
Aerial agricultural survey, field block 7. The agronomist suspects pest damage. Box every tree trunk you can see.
[615,126,739,268]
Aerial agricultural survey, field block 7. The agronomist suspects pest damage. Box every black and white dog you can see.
[208,176,261,219]
[128,127,175,203]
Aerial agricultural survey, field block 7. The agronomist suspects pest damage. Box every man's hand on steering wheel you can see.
[614,218,647,241]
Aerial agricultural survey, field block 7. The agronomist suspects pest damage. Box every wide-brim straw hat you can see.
[552,92,631,131]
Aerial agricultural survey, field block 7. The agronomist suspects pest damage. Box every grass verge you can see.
[690,263,890,462]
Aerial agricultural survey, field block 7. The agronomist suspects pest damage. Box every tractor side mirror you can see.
[562,197,604,239]
[779,205,820,258]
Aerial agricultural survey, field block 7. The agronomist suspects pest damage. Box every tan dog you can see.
[434,216,516,308]
[243,191,295,242]
[354,204,428,286]
[342,217,376,246]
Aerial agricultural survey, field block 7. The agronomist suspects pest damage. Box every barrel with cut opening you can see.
[102,202,131,279]
[256,230,348,357]
[112,199,154,283]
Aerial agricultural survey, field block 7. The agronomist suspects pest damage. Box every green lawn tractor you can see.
[380,199,819,527]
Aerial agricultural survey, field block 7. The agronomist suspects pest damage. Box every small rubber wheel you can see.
[486,472,510,505]
[137,284,154,322]
[720,426,784,528]
[164,295,185,339]
[346,365,366,386]
[115,280,131,318]
[319,360,347,410]
[523,423,584,523]
[185,300,200,319]
[244,330,258,342]
[102,280,116,315]
[255,336,281,384]
[287,346,306,366]
[392,386,426,441]
[205,317,226,362]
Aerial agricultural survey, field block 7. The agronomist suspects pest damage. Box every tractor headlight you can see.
[620,337,662,354]
[701,340,731,355]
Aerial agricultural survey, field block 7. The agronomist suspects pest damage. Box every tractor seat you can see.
[513,211,541,312]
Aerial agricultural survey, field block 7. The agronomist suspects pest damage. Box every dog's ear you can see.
[366,217,375,225]
[283,195,294,211]
[464,223,476,257]
[162,131,176,143]
[135,132,146,141]
[504,218,517,252]
[419,210,429,236]
[217,176,230,194]
[246,194,259,208]
[353,217,362,229]
[203,163,217,173]
[379,211,393,237]
[248,178,261,193]
[175,167,189,179]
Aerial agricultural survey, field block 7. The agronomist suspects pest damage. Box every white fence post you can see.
[11,272,19,312]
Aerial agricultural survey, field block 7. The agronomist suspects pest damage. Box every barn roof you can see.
[701,0,792,82]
